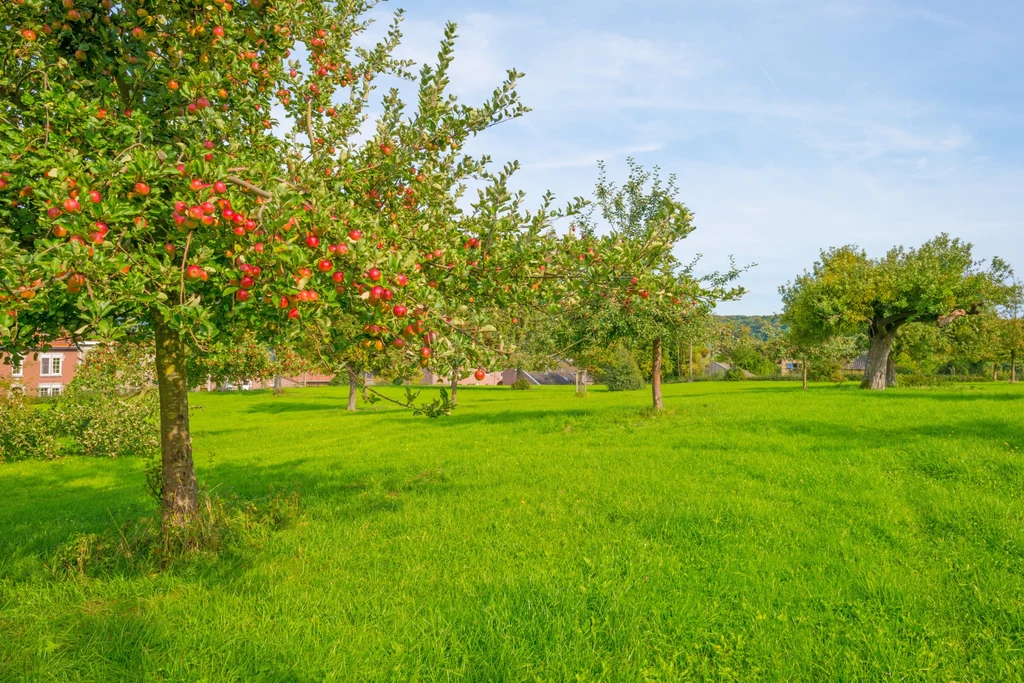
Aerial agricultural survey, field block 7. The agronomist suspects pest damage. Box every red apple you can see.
[88,190,102,203]
[288,308,300,319]
[305,235,320,248]
[62,197,80,213]
[236,290,250,302]
[135,182,150,195]
[367,267,381,281]
[213,181,228,194]
[474,369,486,381]
[348,229,361,241]
[331,271,345,283]
[318,259,333,272]
[393,305,407,318]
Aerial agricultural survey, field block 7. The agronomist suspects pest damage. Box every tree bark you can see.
[993,364,999,382]
[652,337,664,410]
[688,342,693,382]
[347,367,358,411]
[886,356,898,388]
[450,368,459,404]
[802,356,808,391]
[861,326,899,390]
[154,313,198,526]
[1012,349,1017,384]
[273,374,282,395]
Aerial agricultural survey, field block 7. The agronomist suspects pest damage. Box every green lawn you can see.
[2,382,1024,681]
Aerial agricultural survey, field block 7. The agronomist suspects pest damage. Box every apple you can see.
[240,275,254,289]
[189,178,205,191]
[135,181,150,195]
[213,181,228,194]
[395,274,408,286]
[348,229,361,242]
[393,305,407,318]
[185,265,203,281]
[164,243,176,255]
[200,201,215,214]
[420,347,431,359]
[305,235,320,248]
[392,338,405,348]
[21,29,37,41]
[318,259,333,272]
[236,290,250,302]
[367,267,381,281]
[474,369,486,381]
[370,285,385,299]
[213,25,225,37]
[88,190,102,203]
[62,197,80,213]
[47,207,62,219]
[331,271,345,283]
[288,308,300,319]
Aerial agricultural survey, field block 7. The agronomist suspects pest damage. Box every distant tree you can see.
[780,236,1009,390]
[569,160,746,410]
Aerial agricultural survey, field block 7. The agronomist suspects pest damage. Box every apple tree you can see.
[780,236,1009,390]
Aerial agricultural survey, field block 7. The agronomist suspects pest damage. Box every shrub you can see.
[49,343,159,459]
[723,367,749,381]
[0,382,61,462]
[898,374,991,387]
[807,362,846,383]
[510,377,532,390]
[596,347,645,391]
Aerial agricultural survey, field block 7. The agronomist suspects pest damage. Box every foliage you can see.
[510,377,532,390]
[717,314,785,340]
[595,345,645,391]
[723,366,749,381]
[50,343,159,459]
[780,236,1009,344]
[0,379,60,462]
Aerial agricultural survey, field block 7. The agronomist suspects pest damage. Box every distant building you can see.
[705,361,755,378]
[500,362,590,386]
[422,370,503,386]
[779,359,803,376]
[0,339,98,397]
[844,356,868,372]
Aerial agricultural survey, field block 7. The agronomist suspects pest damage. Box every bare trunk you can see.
[677,336,684,382]
[993,364,999,382]
[1012,349,1017,384]
[652,337,664,410]
[861,326,899,390]
[347,367,358,411]
[273,374,282,395]
[154,313,198,526]
[450,368,458,404]
[886,356,898,388]
[802,356,808,391]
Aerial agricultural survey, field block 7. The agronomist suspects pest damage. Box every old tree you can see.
[780,235,1009,390]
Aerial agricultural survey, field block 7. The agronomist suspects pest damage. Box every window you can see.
[10,358,23,378]
[39,354,63,377]
[37,384,63,397]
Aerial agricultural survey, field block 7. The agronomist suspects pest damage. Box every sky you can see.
[358,0,1024,314]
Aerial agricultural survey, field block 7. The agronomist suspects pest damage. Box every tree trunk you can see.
[347,367,358,411]
[993,364,999,382]
[886,356,898,388]
[861,326,899,390]
[450,368,458,404]
[1012,349,1017,384]
[273,374,282,395]
[688,342,693,382]
[802,356,808,391]
[154,313,198,526]
[652,337,664,410]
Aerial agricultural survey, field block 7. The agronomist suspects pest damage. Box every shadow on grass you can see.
[0,451,464,586]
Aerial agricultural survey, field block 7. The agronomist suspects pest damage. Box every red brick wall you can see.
[0,339,87,396]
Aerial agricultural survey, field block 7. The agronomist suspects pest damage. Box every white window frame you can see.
[10,357,23,378]
[39,354,63,377]
[37,383,63,397]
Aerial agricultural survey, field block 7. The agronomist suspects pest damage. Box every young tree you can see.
[566,160,745,410]
[780,236,1008,390]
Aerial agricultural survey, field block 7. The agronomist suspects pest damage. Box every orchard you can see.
[1,1,708,526]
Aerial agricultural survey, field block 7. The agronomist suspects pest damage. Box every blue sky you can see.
[362,0,1024,314]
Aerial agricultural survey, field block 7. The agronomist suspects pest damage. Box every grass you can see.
[2,381,1024,681]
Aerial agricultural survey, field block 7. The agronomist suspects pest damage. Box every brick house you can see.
[0,340,98,397]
